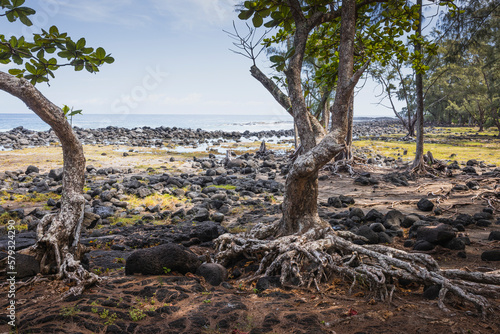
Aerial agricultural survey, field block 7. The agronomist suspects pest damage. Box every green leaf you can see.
[6,11,15,22]
[57,50,73,59]
[8,68,23,75]
[49,25,59,35]
[76,38,86,50]
[238,9,254,20]
[12,0,25,7]
[270,55,285,63]
[95,47,106,59]
[25,62,36,74]
[252,13,263,27]
[12,54,22,65]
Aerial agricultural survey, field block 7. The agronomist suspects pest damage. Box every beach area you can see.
[0,119,499,333]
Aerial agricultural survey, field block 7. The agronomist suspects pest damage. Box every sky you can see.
[0,0,400,118]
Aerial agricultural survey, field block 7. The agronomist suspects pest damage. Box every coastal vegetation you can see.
[0,1,499,333]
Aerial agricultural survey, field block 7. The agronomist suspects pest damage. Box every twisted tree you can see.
[217,0,499,317]
[0,1,114,295]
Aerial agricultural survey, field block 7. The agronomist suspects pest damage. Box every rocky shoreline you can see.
[0,119,407,150]
[0,121,499,333]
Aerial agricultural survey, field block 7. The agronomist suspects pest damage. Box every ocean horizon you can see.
[0,113,393,133]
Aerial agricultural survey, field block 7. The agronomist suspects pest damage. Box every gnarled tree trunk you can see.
[0,71,97,295]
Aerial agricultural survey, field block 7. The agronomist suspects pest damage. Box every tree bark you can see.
[345,93,354,160]
[0,71,95,293]
[278,0,360,236]
[412,0,425,171]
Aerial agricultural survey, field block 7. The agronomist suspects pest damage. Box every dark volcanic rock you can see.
[14,254,40,278]
[385,209,404,227]
[444,238,465,250]
[401,215,419,228]
[413,240,435,251]
[481,250,500,261]
[327,197,342,208]
[195,263,227,286]
[356,225,379,244]
[93,206,115,219]
[423,285,441,300]
[416,224,455,245]
[256,276,282,292]
[488,231,500,241]
[417,198,434,212]
[25,165,39,175]
[48,168,63,181]
[125,243,201,275]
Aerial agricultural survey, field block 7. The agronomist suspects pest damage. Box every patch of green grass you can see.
[354,138,500,166]
[109,215,141,226]
[129,307,146,321]
[60,306,79,317]
[213,184,236,190]
[123,193,185,211]
[11,192,61,203]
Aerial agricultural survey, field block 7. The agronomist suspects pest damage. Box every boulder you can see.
[413,240,435,251]
[417,198,434,212]
[256,276,282,292]
[48,168,63,181]
[384,210,404,227]
[401,215,419,228]
[365,209,384,222]
[125,243,201,275]
[25,165,39,175]
[327,196,342,208]
[481,250,500,262]
[196,263,227,286]
[93,206,114,219]
[349,208,364,219]
[14,254,40,279]
[416,224,455,245]
[356,225,379,244]
[488,231,500,241]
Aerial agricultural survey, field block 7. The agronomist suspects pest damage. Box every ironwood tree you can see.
[0,0,114,295]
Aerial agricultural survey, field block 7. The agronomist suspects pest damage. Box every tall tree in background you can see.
[235,0,415,235]
[0,1,114,294]
[412,0,426,171]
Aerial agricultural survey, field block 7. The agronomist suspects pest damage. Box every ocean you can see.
[0,113,294,133]
[0,113,388,133]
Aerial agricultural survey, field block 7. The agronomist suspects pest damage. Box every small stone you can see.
[488,231,500,241]
[327,197,342,208]
[196,263,227,286]
[481,250,500,261]
[444,238,465,250]
[256,276,282,292]
[25,165,39,175]
[356,225,379,244]
[401,215,419,228]
[349,208,364,219]
[423,285,441,300]
[417,198,434,212]
[413,240,435,251]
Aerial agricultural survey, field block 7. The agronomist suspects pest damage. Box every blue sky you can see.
[0,0,398,117]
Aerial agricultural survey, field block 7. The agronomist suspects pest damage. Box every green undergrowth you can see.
[123,193,186,211]
[212,184,236,190]
[355,138,500,166]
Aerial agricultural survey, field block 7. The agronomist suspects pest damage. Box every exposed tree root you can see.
[21,196,100,298]
[215,223,499,317]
